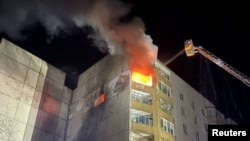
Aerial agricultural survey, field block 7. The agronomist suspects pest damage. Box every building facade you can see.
[170,66,236,141]
[0,38,235,141]
[0,38,72,141]
[67,54,235,141]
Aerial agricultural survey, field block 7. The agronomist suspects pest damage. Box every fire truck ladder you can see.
[184,39,250,87]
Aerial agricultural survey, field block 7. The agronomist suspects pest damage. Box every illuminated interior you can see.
[131,71,153,87]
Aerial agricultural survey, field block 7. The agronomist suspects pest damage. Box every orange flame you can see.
[131,71,152,86]
[94,94,105,107]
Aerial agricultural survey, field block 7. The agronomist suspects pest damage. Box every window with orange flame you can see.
[131,71,152,86]
[94,94,105,107]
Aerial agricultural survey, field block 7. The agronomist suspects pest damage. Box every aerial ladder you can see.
[184,39,250,87]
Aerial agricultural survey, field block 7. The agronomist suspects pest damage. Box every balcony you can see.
[131,109,153,123]
[131,130,154,141]
[132,82,155,94]
[131,89,152,105]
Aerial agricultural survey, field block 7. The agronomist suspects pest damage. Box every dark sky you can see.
[1,1,250,124]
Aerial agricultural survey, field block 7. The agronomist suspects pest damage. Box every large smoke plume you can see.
[0,0,158,72]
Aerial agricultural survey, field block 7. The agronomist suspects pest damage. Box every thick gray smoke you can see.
[0,0,158,69]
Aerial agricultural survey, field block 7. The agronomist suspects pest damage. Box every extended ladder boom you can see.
[184,39,250,87]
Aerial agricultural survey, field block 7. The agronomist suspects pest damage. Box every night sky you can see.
[1,1,250,124]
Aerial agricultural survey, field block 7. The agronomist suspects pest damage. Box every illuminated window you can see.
[131,90,152,105]
[160,118,174,135]
[131,71,152,87]
[159,81,171,97]
[131,109,153,126]
[159,98,172,115]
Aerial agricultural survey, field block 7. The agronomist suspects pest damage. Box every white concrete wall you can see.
[67,55,130,141]
[31,63,72,141]
[170,70,214,141]
[0,39,72,141]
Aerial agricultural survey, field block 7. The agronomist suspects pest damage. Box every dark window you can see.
[201,108,206,116]
[181,107,185,117]
[191,101,195,109]
[196,132,199,141]
[180,93,184,101]
[183,124,188,135]
[159,82,171,97]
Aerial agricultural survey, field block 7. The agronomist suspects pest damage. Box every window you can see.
[159,69,170,80]
[160,118,175,135]
[131,109,153,126]
[183,124,188,135]
[165,73,170,80]
[155,62,171,81]
[181,107,185,117]
[180,93,184,101]
[131,90,152,105]
[201,108,206,116]
[195,132,200,141]
[204,123,208,131]
[159,81,171,97]
[159,98,172,115]
[191,101,195,109]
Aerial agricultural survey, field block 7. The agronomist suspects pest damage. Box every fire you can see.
[94,94,105,107]
[131,71,152,86]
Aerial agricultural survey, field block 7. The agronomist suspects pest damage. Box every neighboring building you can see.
[0,38,72,141]
[0,38,236,141]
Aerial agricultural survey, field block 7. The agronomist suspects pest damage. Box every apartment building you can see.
[0,38,235,141]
